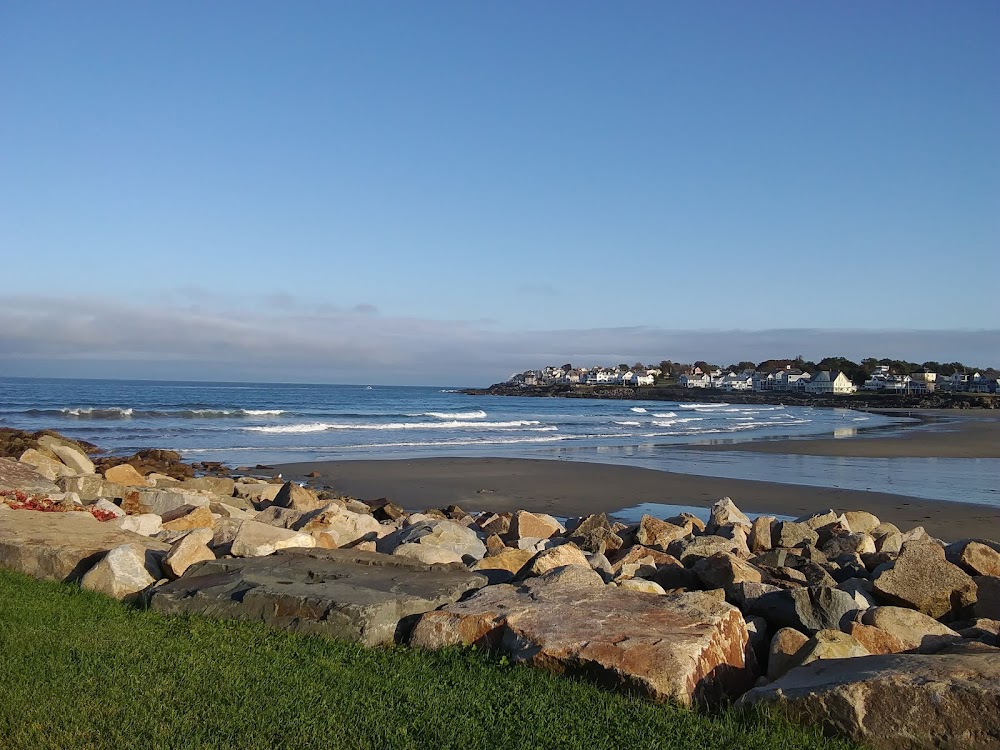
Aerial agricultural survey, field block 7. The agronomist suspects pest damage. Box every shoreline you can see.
[686,409,1000,458]
[275,455,1000,541]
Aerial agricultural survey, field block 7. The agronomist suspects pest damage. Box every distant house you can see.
[636,373,656,386]
[679,373,712,388]
[719,372,754,391]
[806,370,855,395]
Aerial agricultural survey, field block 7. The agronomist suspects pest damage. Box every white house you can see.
[637,373,656,386]
[679,373,712,388]
[719,372,754,391]
[805,370,855,395]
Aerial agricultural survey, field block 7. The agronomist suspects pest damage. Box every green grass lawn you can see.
[0,570,859,750]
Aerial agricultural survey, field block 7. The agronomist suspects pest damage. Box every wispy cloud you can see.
[0,295,996,385]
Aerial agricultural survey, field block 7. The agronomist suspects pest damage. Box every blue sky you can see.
[2,2,997,384]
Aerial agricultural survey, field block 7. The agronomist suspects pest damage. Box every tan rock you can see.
[508,510,562,540]
[693,552,764,591]
[767,627,810,681]
[842,511,880,534]
[18,448,74,480]
[955,541,1000,578]
[609,545,683,579]
[80,542,162,601]
[180,476,235,496]
[104,463,148,486]
[636,515,689,551]
[520,543,591,578]
[860,606,961,651]
[749,516,775,553]
[299,505,382,547]
[845,622,907,655]
[740,642,1000,750]
[271,481,324,512]
[49,444,95,475]
[163,528,216,579]
[793,629,869,669]
[471,548,535,585]
[872,542,978,620]
[392,543,463,565]
[160,505,215,532]
[618,578,666,595]
[707,497,752,533]
[476,512,511,537]
[411,578,755,707]
[230,520,316,557]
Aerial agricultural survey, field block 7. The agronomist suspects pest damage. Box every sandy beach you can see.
[691,409,1000,458]
[276,453,1000,542]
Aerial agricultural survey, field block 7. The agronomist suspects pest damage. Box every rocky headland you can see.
[2,429,999,749]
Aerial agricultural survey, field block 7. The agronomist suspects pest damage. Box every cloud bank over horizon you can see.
[1,296,997,386]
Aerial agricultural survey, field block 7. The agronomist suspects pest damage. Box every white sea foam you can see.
[613,421,641,426]
[679,403,729,409]
[630,407,648,413]
[651,412,677,418]
[245,419,543,434]
[243,409,285,416]
[418,410,487,420]
[652,417,704,427]
[61,407,135,418]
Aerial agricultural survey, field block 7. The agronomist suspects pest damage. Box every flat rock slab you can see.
[149,548,488,646]
[741,643,1000,750]
[0,510,169,582]
[0,458,60,495]
[410,577,755,707]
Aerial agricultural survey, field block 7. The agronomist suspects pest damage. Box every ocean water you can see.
[0,377,903,466]
[4,377,997,507]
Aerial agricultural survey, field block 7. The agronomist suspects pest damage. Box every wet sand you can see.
[691,410,1000,458]
[275,456,1000,542]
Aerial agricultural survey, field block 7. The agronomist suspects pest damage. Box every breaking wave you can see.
[416,410,487,420]
[245,419,544,434]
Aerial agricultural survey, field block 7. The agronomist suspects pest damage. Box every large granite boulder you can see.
[80,542,163,602]
[860,606,961,651]
[872,542,978,620]
[149,548,487,646]
[974,576,1000,621]
[18,448,75,480]
[741,642,1000,750]
[0,509,169,582]
[410,572,756,707]
[49,443,95,475]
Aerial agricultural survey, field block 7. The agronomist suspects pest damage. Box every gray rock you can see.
[0,457,61,494]
[974,576,1000,621]
[669,534,749,565]
[740,642,1000,750]
[149,548,487,646]
[747,586,859,634]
